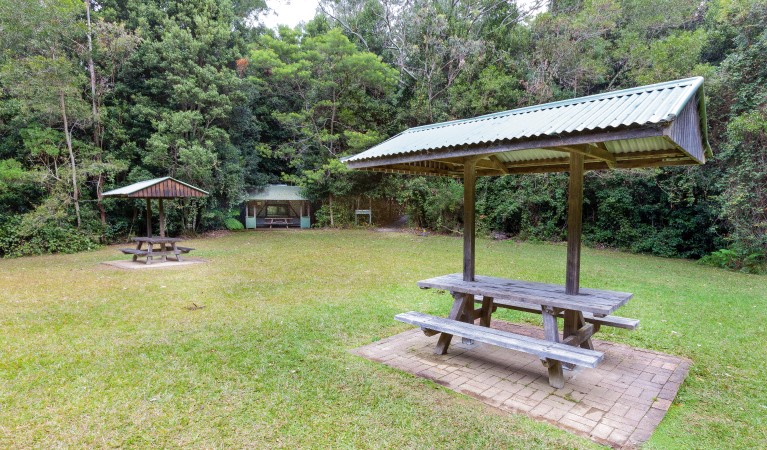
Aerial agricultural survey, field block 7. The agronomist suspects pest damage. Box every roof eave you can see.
[345,124,668,170]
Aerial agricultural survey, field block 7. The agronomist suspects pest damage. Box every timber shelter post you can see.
[566,152,584,295]
[159,198,166,238]
[463,157,478,282]
[146,199,153,238]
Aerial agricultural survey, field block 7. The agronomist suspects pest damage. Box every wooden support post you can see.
[158,198,165,238]
[542,306,565,388]
[463,157,478,282]
[480,296,493,327]
[434,292,472,355]
[146,199,152,238]
[566,153,584,295]
[563,309,594,370]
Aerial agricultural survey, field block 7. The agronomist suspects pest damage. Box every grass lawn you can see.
[1,230,765,448]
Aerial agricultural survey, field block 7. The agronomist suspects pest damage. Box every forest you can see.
[0,0,765,271]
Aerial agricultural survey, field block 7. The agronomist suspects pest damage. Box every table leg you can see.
[479,296,493,327]
[173,242,182,262]
[133,240,142,262]
[145,242,153,265]
[541,306,565,389]
[434,292,473,355]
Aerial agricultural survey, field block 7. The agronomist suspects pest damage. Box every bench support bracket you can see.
[541,306,565,388]
[434,293,474,355]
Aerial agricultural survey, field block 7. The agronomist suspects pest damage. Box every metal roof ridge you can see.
[405,77,703,134]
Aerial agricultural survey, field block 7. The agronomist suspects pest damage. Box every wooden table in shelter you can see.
[264,217,292,228]
[120,237,194,265]
[398,274,637,388]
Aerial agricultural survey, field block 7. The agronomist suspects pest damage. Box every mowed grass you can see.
[0,230,765,448]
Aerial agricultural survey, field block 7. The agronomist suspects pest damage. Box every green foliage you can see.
[0,0,766,265]
[400,178,464,232]
[0,216,98,258]
[224,217,245,231]
[699,248,767,274]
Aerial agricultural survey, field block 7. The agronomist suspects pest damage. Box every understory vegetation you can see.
[1,0,766,271]
[0,231,764,447]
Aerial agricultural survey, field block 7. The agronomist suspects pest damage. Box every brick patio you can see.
[352,320,690,448]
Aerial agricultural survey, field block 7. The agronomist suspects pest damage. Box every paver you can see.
[353,325,691,448]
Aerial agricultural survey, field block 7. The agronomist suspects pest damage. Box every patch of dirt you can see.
[199,229,232,239]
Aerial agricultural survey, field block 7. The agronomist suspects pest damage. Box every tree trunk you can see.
[329,195,334,227]
[84,0,107,228]
[60,91,81,228]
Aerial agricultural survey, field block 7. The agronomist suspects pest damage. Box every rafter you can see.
[553,144,617,168]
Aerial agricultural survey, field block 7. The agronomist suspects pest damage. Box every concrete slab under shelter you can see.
[352,320,690,448]
[101,258,207,270]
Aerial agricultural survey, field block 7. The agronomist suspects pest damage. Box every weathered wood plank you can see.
[395,311,603,369]
[418,273,632,316]
[562,323,595,346]
[120,249,149,255]
[475,297,639,329]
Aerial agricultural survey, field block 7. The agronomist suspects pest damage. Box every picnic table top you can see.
[417,273,633,316]
[132,236,183,243]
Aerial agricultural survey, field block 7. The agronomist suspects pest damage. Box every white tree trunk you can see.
[60,91,81,228]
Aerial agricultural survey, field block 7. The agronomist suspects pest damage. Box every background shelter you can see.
[343,77,710,388]
[103,177,208,237]
[243,185,311,229]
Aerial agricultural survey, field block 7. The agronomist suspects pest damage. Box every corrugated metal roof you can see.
[343,77,710,174]
[244,185,307,201]
[103,177,209,197]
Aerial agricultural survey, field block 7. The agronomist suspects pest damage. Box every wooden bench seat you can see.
[395,311,604,368]
[120,248,149,256]
[473,296,639,330]
[176,246,194,253]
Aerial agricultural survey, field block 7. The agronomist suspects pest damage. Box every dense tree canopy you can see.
[0,0,765,270]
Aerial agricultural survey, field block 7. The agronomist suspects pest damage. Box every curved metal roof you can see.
[343,77,710,176]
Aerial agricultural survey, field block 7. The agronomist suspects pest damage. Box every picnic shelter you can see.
[103,177,208,264]
[243,184,311,229]
[343,77,710,389]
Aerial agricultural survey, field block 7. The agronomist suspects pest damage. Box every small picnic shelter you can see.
[243,184,311,229]
[103,177,208,264]
[343,77,710,388]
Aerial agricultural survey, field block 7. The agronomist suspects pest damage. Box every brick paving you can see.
[352,320,690,448]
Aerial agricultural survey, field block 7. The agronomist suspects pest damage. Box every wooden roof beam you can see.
[555,144,617,168]
[487,155,510,174]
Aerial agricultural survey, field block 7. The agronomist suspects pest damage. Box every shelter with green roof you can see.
[242,185,311,229]
[343,77,710,389]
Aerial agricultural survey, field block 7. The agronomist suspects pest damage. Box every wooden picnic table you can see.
[264,217,292,228]
[120,237,194,265]
[397,273,638,388]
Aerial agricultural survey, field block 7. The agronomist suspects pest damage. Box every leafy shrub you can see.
[224,217,244,231]
[0,216,99,258]
[699,248,767,274]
